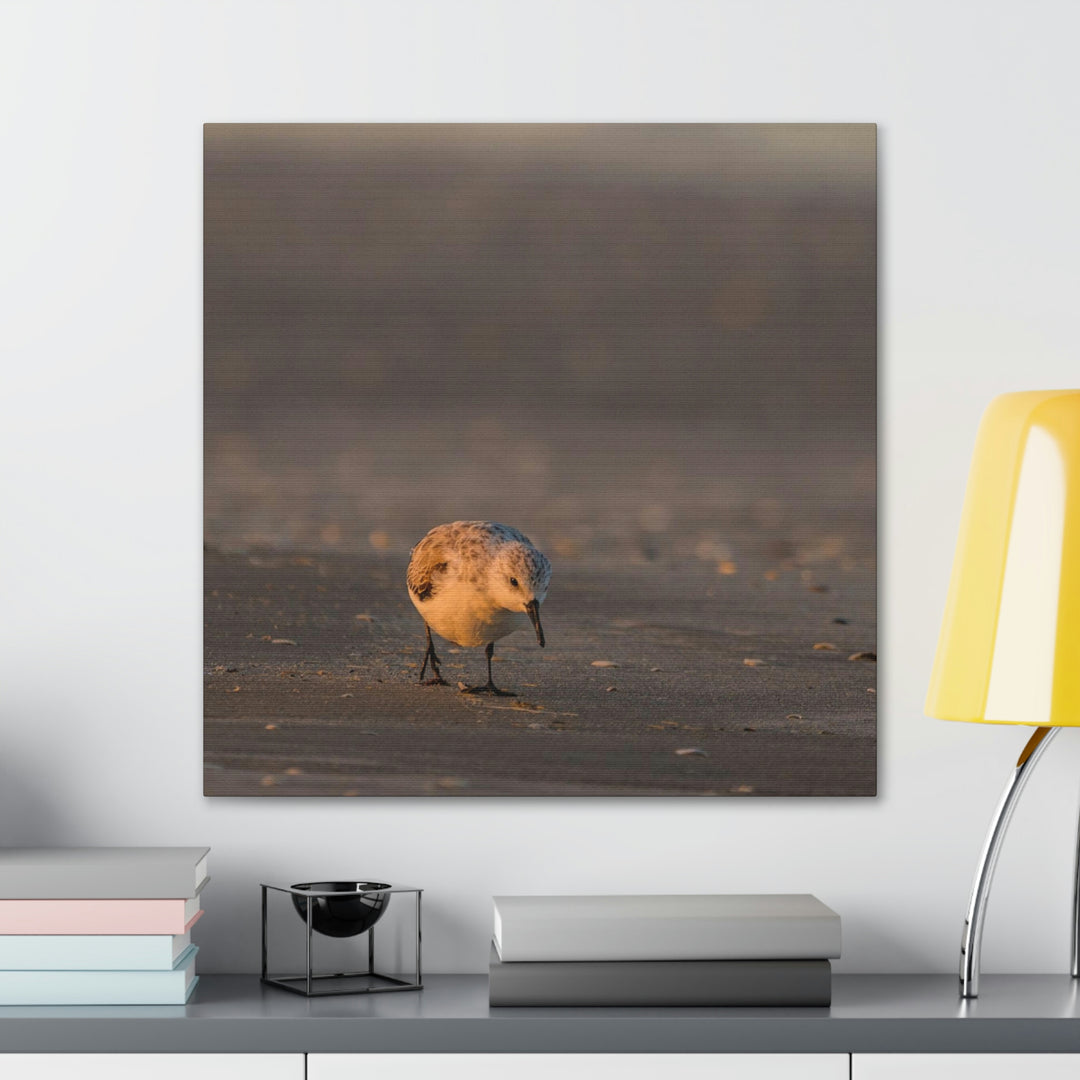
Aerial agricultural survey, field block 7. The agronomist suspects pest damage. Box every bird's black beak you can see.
[525,599,545,647]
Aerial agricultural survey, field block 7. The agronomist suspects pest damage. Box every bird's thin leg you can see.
[460,642,515,696]
[419,625,448,686]
[458,642,516,695]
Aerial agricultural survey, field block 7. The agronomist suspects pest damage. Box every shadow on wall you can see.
[0,748,71,846]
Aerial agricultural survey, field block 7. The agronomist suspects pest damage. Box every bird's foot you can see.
[459,681,516,697]
[420,675,449,687]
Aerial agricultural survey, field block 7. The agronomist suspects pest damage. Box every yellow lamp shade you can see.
[926,389,1080,726]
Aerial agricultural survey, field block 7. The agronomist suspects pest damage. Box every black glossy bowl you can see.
[290,881,392,938]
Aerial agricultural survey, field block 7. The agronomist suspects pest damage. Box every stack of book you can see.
[490,894,840,1006]
[0,847,208,1005]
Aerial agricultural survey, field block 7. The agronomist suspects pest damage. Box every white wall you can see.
[2,0,1079,976]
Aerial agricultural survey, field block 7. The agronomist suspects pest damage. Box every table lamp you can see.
[926,389,1080,997]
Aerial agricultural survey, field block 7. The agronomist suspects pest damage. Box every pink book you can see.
[0,898,203,935]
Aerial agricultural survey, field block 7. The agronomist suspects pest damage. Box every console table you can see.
[2,974,1080,1078]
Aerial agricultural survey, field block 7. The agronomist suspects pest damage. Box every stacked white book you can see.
[0,847,208,1005]
[490,894,840,1006]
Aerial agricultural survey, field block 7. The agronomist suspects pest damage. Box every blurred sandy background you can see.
[204,124,876,797]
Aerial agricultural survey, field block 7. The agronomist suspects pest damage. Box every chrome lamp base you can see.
[959,726,1077,997]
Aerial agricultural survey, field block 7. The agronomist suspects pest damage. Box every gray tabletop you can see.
[2,974,1080,1054]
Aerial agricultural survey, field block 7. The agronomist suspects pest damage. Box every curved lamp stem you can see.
[1073,779,1080,979]
[960,726,1059,998]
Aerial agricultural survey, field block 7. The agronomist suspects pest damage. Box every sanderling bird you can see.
[406,521,551,694]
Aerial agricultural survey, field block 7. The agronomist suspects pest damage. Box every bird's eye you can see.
[509,577,519,588]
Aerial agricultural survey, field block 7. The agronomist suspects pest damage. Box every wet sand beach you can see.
[205,542,875,796]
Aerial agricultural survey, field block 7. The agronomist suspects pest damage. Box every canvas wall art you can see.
[204,123,876,797]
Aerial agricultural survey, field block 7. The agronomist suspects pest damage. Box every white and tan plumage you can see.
[406,521,551,694]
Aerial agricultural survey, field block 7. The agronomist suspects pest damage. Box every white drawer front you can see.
[855,1055,1080,1079]
[310,1054,848,1080]
[0,1055,304,1080]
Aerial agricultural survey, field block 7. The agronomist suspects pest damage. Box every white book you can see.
[0,847,209,899]
[492,894,841,962]
[0,930,192,970]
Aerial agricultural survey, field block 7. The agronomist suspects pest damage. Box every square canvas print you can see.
[204,123,876,796]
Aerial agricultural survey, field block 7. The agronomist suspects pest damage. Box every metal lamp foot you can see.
[959,726,1059,998]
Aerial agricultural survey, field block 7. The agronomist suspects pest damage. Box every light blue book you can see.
[0,944,198,1005]
[0,930,192,971]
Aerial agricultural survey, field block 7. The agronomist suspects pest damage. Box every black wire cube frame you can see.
[260,882,423,997]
